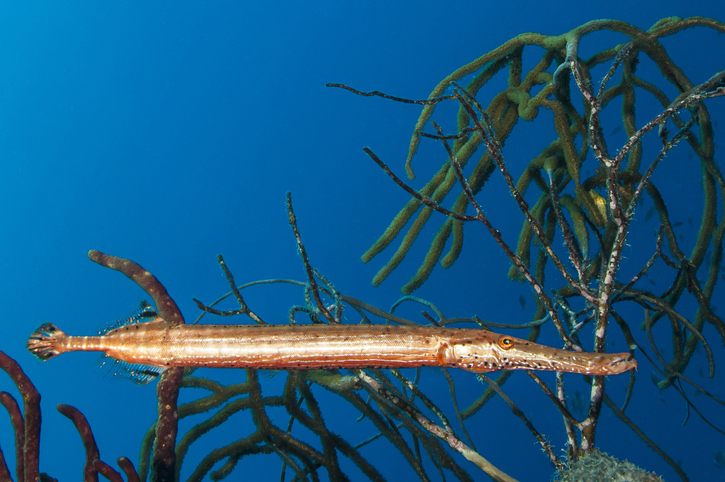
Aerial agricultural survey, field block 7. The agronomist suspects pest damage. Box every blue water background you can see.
[0,2,723,481]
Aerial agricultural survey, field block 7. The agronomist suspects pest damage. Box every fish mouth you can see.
[502,348,637,375]
[561,351,637,375]
[601,353,637,375]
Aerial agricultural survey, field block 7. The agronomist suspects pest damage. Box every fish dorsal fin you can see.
[100,300,158,335]
[96,355,165,385]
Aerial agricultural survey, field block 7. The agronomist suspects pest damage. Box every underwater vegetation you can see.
[1,16,725,482]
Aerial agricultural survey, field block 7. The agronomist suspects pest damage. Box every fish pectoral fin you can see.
[96,356,165,385]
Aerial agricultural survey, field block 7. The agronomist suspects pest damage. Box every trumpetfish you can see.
[27,302,636,384]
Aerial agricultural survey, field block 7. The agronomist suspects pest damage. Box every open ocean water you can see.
[0,1,723,481]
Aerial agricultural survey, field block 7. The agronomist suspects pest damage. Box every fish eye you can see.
[498,335,515,350]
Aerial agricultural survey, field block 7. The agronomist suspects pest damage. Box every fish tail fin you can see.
[27,323,66,361]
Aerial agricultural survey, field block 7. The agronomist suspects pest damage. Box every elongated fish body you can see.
[27,304,636,384]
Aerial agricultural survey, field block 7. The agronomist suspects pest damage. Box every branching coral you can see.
[329,14,725,479]
[2,16,724,482]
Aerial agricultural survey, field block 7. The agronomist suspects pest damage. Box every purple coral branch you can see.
[57,403,100,482]
[86,250,184,482]
[87,250,184,325]
[117,457,141,482]
[56,403,141,482]
[93,460,124,482]
[0,391,24,481]
[0,350,40,482]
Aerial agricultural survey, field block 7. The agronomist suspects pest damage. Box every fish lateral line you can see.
[27,304,637,384]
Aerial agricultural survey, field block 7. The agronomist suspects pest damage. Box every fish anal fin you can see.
[96,356,165,385]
